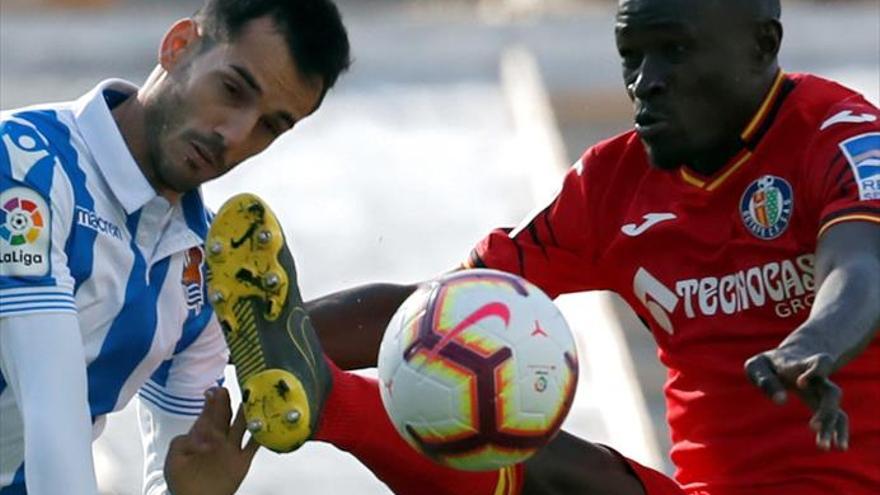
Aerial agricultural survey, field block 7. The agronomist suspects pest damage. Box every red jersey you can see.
[468,72,880,494]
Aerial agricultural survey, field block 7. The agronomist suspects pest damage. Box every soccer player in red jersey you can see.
[166,0,879,494]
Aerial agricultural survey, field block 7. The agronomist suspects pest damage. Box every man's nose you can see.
[631,55,671,101]
[216,110,259,150]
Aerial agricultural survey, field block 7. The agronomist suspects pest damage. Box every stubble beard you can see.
[143,84,193,195]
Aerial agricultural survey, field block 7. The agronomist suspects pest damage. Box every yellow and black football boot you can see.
[205,193,331,453]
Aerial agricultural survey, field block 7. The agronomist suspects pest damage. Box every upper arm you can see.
[465,154,600,298]
[815,221,880,280]
[805,99,880,345]
[1,112,76,319]
[803,97,880,240]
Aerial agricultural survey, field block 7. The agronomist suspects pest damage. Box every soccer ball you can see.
[377,269,579,471]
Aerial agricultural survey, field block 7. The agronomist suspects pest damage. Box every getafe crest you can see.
[740,175,794,240]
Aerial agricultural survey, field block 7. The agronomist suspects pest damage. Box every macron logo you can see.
[621,213,677,237]
[820,110,878,131]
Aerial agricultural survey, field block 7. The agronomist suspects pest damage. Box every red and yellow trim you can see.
[818,214,880,238]
[679,168,707,188]
[680,149,754,191]
[494,465,524,495]
[707,150,753,192]
[678,70,786,192]
[740,70,787,142]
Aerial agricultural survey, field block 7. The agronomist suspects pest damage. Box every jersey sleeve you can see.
[465,152,602,299]
[137,398,196,495]
[802,97,880,237]
[0,113,77,318]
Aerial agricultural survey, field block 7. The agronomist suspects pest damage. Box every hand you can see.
[165,387,260,495]
[745,344,848,451]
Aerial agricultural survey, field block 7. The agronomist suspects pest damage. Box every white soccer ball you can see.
[377,269,579,471]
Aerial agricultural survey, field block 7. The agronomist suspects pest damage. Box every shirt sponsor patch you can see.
[740,175,794,240]
[839,132,880,200]
[0,186,50,277]
[75,206,124,240]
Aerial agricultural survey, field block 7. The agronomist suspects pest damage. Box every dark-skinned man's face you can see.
[616,0,768,170]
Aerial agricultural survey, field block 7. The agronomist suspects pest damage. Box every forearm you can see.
[522,433,647,495]
[782,255,880,369]
[307,283,417,369]
[0,314,98,495]
[138,398,197,495]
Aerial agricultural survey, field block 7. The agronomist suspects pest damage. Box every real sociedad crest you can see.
[740,175,794,240]
[182,246,206,313]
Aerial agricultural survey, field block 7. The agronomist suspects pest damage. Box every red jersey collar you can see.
[679,70,794,192]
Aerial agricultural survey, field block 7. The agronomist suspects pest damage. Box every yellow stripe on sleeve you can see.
[493,466,521,495]
[818,214,880,238]
[493,468,509,495]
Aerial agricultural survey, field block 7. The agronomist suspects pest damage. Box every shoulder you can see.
[1,104,80,175]
[574,130,644,181]
[1,106,80,214]
[569,130,648,203]
[581,130,642,164]
[784,73,878,131]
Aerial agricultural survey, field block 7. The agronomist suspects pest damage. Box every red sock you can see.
[315,359,524,495]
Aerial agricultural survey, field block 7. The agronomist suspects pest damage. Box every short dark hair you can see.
[754,0,781,20]
[195,0,351,96]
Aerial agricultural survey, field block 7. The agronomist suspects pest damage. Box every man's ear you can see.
[158,18,203,72]
[753,19,783,68]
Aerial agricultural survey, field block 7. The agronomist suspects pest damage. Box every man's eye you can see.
[620,49,642,68]
[664,43,690,61]
[261,119,280,137]
[223,81,240,96]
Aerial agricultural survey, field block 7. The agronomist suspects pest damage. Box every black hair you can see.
[195,0,351,96]
[755,0,781,20]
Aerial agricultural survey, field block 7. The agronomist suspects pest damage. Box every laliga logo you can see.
[0,195,45,267]
[1,196,44,246]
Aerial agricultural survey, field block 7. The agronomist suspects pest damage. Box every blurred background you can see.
[2,0,878,494]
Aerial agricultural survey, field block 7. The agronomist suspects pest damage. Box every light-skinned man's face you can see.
[144,16,324,196]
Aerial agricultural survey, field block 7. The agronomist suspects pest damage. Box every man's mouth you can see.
[634,111,673,139]
[189,140,219,171]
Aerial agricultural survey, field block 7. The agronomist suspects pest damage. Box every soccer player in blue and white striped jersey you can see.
[0,1,350,493]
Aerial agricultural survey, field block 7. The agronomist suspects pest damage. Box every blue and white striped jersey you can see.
[0,80,228,491]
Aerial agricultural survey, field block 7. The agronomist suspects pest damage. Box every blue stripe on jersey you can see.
[138,389,203,416]
[149,359,173,388]
[176,305,215,354]
[21,112,99,293]
[86,210,171,417]
[181,190,209,239]
[141,381,205,404]
[0,464,26,494]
